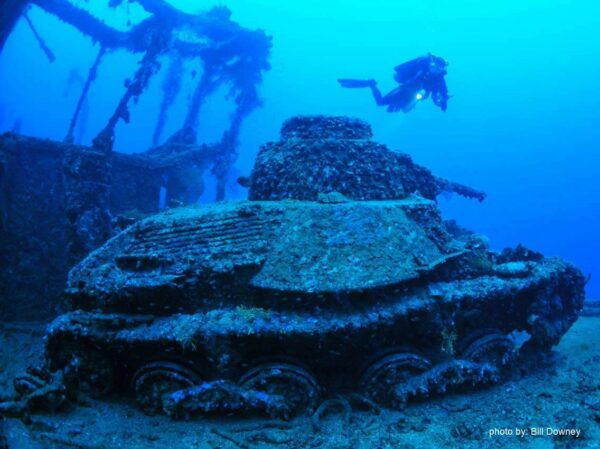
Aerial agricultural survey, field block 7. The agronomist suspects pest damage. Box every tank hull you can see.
[46,249,584,403]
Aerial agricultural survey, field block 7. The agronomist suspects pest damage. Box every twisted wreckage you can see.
[1,116,585,421]
[0,1,271,319]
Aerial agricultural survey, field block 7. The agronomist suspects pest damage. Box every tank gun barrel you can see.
[435,177,487,202]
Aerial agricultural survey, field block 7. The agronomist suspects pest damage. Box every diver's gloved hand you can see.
[431,87,449,111]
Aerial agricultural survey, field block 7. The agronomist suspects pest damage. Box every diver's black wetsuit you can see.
[339,53,449,113]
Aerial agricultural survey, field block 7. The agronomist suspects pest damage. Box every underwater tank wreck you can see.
[37,116,585,419]
[1,1,599,448]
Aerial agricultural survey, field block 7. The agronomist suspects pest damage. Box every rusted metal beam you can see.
[0,0,29,53]
[65,46,106,143]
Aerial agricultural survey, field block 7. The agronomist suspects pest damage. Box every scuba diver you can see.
[338,53,449,113]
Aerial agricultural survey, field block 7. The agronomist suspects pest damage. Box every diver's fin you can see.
[338,79,374,88]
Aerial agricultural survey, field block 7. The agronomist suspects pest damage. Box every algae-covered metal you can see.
[45,116,586,418]
[65,196,455,310]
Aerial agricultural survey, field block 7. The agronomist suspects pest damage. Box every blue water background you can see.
[0,0,598,297]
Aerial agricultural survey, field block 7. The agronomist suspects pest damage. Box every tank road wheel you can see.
[359,352,432,406]
[460,332,516,368]
[239,362,321,416]
[133,362,202,415]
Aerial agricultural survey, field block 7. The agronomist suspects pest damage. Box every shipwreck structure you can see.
[0,1,271,319]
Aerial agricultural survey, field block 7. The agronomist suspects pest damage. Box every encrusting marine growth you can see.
[0,116,586,421]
